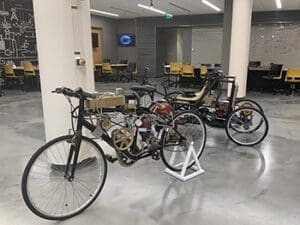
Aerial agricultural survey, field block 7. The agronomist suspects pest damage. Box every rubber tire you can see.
[225,107,269,146]
[160,111,207,171]
[235,99,264,114]
[21,135,107,220]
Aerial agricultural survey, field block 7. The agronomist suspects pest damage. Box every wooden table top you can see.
[248,67,287,72]
[13,66,39,70]
[164,65,215,70]
[94,64,128,67]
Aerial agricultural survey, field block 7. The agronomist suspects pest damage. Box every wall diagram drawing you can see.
[0,0,37,65]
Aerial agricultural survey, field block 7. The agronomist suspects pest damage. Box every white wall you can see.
[91,16,137,63]
[191,27,223,67]
[117,19,137,63]
[91,15,118,62]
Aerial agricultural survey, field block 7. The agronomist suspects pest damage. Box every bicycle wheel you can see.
[226,107,268,146]
[235,99,264,113]
[161,111,206,171]
[22,135,107,220]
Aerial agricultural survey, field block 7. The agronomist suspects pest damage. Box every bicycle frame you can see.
[64,96,188,176]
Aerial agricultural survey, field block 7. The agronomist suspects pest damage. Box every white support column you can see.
[33,0,94,141]
[228,0,253,97]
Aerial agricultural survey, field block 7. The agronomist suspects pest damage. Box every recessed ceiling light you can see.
[137,4,166,15]
[201,0,221,12]
[275,0,282,9]
[90,9,119,17]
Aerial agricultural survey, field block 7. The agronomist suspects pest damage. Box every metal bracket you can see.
[165,142,204,182]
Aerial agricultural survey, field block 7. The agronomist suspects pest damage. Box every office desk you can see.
[247,68,287,91]
[164,65,215,74]
[94,64,128,68]
[13,66,39,75]
[94,64,128,75]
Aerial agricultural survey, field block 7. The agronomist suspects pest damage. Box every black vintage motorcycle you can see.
[21,87,206,220]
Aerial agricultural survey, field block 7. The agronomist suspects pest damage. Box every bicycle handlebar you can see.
[52,87,97,99]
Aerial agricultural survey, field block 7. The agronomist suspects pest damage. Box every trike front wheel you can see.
[226,107,269,146]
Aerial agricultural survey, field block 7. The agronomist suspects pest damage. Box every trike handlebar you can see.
[52,87,97,99]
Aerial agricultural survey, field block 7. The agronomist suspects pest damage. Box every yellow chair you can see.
[22,61,36,76]
[4,64,24,89]
[102,62,112,74]
[200,65,208,78]
[285,68,300,95]
[170,62,181,75]
[4,64,16,77]
[181,64,195,78]
[101,62,114,81]
[169,62,182,87]
[22,61,39,90]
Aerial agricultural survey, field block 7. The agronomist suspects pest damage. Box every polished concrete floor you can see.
[0,82,300,225]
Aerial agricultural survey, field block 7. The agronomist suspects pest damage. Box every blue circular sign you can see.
[120,35,132,45]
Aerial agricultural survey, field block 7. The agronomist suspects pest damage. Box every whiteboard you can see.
[250,23,300,67]
[191,23,300,68]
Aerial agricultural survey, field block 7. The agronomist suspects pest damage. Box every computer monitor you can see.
[249,61,261,68]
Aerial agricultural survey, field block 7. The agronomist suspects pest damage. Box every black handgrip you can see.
[82,91,96,99]
[75,87,96,99]
[52,87,77,97]
[52,87,96,99]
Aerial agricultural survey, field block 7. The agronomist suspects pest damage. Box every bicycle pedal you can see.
[106,154,118,163]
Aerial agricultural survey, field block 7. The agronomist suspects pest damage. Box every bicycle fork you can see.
[64,133,82,181]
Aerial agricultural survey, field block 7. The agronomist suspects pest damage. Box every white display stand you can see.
[165,142,204,182]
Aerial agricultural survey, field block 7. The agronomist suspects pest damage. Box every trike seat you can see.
[176,85,207,103]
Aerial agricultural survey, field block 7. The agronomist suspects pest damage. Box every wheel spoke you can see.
[22,136,107,219]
